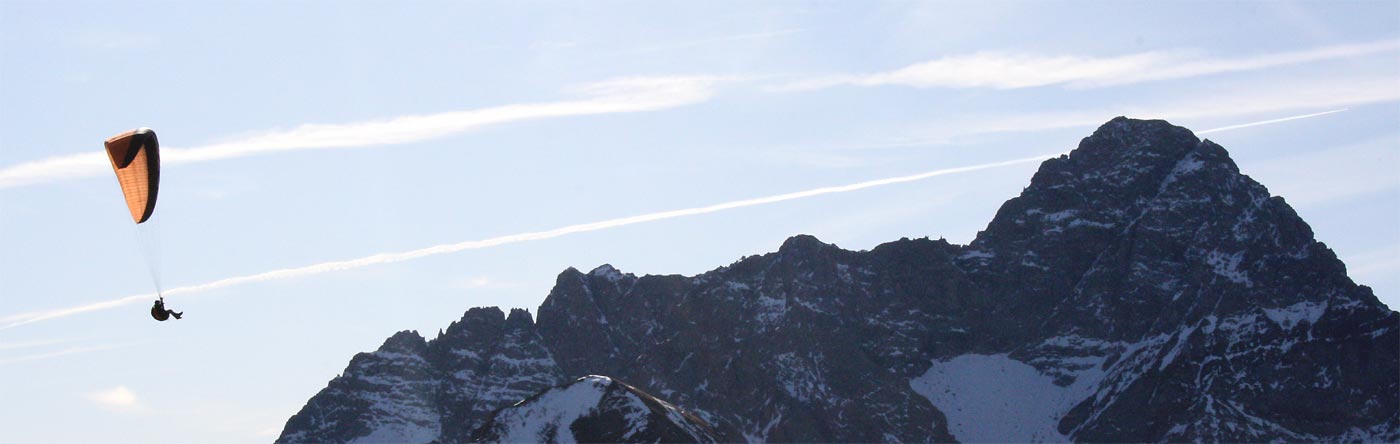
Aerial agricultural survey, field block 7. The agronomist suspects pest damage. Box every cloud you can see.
[0,338,77,350]
[464,277,494,288]
[904,74,1398,140]
[448,275,514,290]
[777,39,1400,91]
[0,154,1052,329]
[613,28,803,56]
[0,343,132,365]
[1343,247,1400,281]
[76,31,159,51]
[88,386,142,412]
[0,75,726,189]
[1245,134,1400,208]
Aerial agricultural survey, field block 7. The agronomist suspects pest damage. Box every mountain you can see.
[277,308,562,444]
[469,375,722,444]
[276,117,1399,443]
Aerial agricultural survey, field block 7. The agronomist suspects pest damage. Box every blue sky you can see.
[1,1,1397,442]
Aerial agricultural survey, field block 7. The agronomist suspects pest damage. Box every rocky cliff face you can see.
[278,308,563,444]
[277,117,1398,443]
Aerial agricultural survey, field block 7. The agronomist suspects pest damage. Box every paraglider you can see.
[104,128,160,224]
[151,298,182,321]
[104,128,181,320]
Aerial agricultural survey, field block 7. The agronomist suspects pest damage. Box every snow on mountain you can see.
[911,353,1105,443]
[469,375,721,444]
[476,376,609,444]
[279,117,1398,443]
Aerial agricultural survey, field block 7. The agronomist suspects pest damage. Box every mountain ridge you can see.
[277,117,1398,443]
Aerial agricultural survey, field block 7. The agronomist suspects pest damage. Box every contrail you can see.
[1196,108,1348,134]
[0,154,1054,329]
[0,76,723,189]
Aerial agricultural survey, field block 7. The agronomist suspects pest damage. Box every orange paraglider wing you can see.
[104,128,160,224]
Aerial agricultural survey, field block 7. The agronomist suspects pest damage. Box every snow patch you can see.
[774,352,832,402]
[960,250,995,260]
[910,354,1104,443]
[349,418,440,444]
[1066,219,1114,229]
[754,294,787,323]
[835,263,853,284]
[590,264,625,282]
[1043,209,1079,222]
[1263,301,1327,330]
[490,376,611,444]
[1159,326,1197,371]
[1173,155,1206,175]
[1204,250,1252,287]
[618,389,654,440]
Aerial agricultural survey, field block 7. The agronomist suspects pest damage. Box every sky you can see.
[1,1,1397,442]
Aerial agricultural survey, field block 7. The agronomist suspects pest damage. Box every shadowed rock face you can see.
[278,117,1398,444]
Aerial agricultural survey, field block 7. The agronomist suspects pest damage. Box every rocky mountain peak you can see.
[975,118,1211,249]
[504,307,534,329]
[778,233,831,254]
[589,264,630,281]
[379,330,428,354]
[439,306,507,340]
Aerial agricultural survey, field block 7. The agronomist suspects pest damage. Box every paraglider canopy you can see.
[104,128,160,223]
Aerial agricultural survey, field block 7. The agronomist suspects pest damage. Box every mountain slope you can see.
[278,117,1398,443]
[278,308,565,444]
[469,375,722,444]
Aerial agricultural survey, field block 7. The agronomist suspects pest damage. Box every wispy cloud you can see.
[87,386,143,412]
[0,75,726,189]
[447,275,517,290]
[0,338,78,350]
[0,343,131,365]
[607,28,803,56]
[906,74,1398,140]
[257,426,285,438]
[777,39,1399,91]
[1246,134,1400,208]
[1343,247,1400,282]
[0,154,1052,329]
[76,30,159,51]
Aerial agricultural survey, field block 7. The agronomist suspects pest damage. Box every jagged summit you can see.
[279,118,1397,444]
[380,330,426,353]
[503,308,533,330]
[588,263,628,280]
[975,117,1216,250]
[777,233,831,253]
